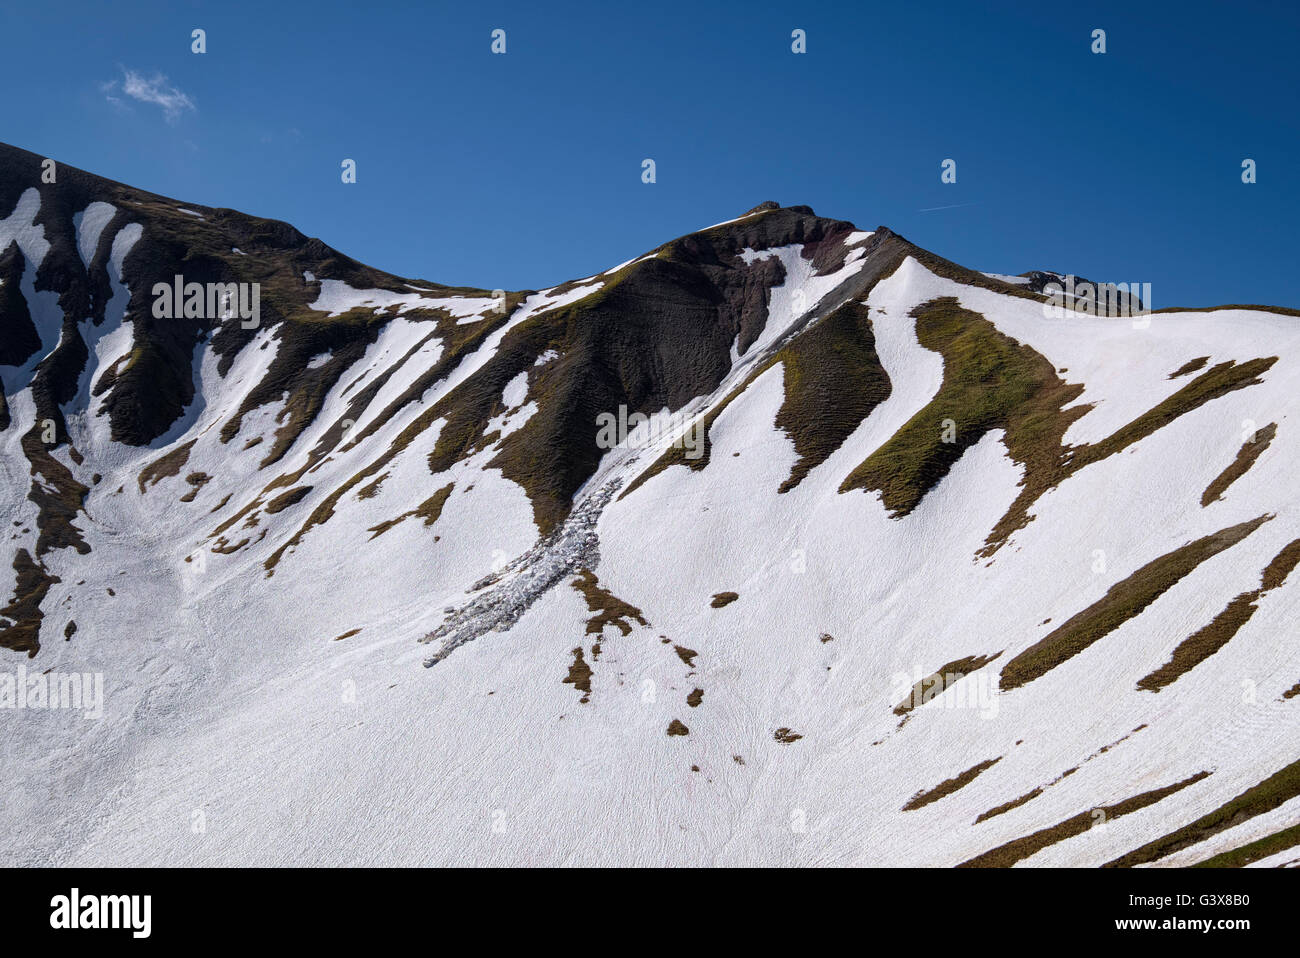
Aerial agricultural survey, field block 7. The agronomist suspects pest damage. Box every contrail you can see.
[918,202,978,212]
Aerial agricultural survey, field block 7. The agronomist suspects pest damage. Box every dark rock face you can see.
[0,241,40,366]
[0,140,479,653]
[0,140,456,449]
[425,205,872,533]
[0,136,903,651]
[1019,269,1146,314]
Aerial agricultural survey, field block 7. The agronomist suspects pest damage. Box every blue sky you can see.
[3,0,1297,306]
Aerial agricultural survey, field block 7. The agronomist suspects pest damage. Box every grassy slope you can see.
[842,297,1278,559]
[999,515,1271,691]
[1104,758,1300,867]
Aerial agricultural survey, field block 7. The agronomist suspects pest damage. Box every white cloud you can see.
[104,68,196,122]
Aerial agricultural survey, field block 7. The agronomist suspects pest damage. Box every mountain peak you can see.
[741,201,818,218]
[3,142,1298,870]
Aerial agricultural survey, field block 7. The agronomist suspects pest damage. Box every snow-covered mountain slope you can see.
[2,142,1299,867]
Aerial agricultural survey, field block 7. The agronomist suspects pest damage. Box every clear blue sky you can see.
[3,0,1297,307]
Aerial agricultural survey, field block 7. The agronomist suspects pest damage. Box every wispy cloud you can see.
[103,67,196,122]
[918,203,978,213]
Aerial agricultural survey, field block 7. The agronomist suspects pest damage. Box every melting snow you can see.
[307,278,500,321]
[7,210,1300,870]
[73,202,116,266]
[0,188,50,271]
[981,271,1031,286]
[500,371,528,409]
[735,243,870,359]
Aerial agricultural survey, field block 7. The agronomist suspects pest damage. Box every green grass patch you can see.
[1201,422,1276,506]
[841,297,1278,558]
[893,653,1001,717]
[0,550,60,656]
[840,298,1087,549]
[264,486,313,514]
[774,301,892,491]
[961,771,1210,868]
[974,787,1044,824]
[1136,536,1300,692]
[1191,822,1300,867]
[137,440,196,493]
[570,568,648,636]
[1070,358,1277,473]
[903,757,1002,811]
[1105,758,1300,867]
[1000,515,1271,691]
[1169,356,1210,379]
[366,483,454,540]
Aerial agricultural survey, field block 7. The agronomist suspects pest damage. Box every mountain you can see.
[2,140,1299,868]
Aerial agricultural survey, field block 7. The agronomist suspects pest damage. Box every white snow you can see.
[0,188,62,384]
[307,278,500,322]
[69,221,143,451]
[74,202,116,266]
[699,209,766,232]
[733,243,870,360]
[601,251,658,275]
[981,271,1031,286]
[0,188,50,274]
[4,218,1299,870]
[500,370,528,408]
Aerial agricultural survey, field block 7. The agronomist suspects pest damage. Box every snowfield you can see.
[2,183,1298,867]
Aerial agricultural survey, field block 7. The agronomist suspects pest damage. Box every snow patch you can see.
[500,371,528,409]
[74,202,116,266]
[981,272,1031,286]
[308,278,500,321]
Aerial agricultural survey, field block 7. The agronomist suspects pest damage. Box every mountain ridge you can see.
[3,140,1300,869]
